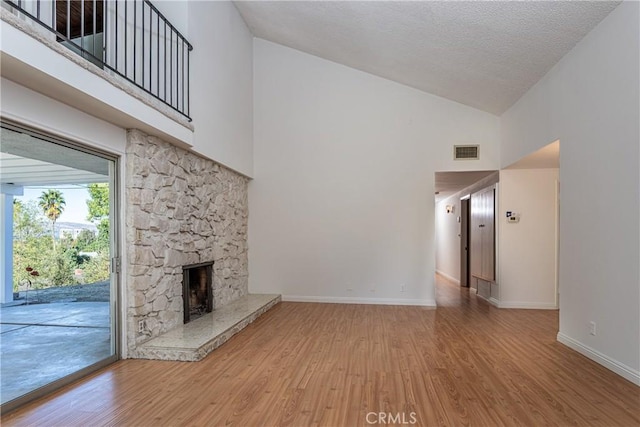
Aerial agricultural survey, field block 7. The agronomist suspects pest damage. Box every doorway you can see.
[460,197,470,287]
[434,170,497,288]
[0,121,119,411]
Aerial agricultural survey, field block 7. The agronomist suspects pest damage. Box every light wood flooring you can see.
[2,276,639,426]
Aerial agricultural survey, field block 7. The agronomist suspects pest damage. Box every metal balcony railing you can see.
[3,0,193,121]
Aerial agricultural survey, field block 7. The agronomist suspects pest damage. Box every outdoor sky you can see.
[17,185,91,225]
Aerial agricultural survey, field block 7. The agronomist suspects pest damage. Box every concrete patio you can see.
[0,301,111,405]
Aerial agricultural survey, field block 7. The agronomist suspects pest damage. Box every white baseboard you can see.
[282,295,436,307]
[475,293,489,302]
[499,301,558,309]
[557,332,640,386]
[488,297,500,307]
[435,270,460,285]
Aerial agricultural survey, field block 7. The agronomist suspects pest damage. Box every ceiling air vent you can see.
[454,145,479,160]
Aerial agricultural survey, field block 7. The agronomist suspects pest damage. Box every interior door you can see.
[470,192,483,279]
[470,186,495,282]
[481,188,495,281]
[460,198,470,287]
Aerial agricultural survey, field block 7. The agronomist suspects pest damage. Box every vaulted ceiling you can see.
[235,1,620,115]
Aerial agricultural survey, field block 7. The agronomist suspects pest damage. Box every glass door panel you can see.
[0,123,118,410]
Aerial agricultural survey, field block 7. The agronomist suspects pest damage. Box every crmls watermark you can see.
[365,412,418,425]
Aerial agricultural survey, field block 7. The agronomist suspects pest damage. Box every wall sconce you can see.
[446,205,454,214]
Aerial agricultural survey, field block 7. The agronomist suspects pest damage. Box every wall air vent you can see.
[454,145,479,160]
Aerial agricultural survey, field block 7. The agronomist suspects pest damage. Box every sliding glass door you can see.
[0,122,119,411]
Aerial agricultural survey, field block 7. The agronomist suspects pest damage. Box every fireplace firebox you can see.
[182,262,214,324]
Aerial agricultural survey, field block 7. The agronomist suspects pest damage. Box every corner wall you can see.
[500,2,639,383]
[435,197,461,283]
[250,39,500,306]
[188,1,254,176]
[498,168,558,309]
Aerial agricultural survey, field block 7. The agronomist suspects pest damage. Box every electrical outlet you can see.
[138,319,145,333]
[401,284,406,293]
[589,321,596,336]
[346,288,353,292]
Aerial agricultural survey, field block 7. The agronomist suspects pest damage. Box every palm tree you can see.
[38,189,66,249]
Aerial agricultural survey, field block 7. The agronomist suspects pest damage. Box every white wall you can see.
[500,2,639,384]
[249,39,500,305]
[435,196,461,283]
[498,169,558,309]
[188,1,254,176]
[153,1,188,37]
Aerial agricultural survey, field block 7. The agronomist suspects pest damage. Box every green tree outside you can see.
[87,183,109,220]
[13,200,50,290]
[87,183,110,253]
[38,189,66,250]
[13,184,111,291]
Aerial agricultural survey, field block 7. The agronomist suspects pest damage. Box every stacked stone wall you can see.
[125,129,248,350]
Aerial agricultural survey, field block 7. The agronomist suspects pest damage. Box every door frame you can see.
[0,119,121,413]
[460,196,470,287]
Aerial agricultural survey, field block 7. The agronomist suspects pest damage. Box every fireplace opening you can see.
[182,262,214,324]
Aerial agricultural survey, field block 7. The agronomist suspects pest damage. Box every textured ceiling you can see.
[435,170,496,202]
[235,1,620,115]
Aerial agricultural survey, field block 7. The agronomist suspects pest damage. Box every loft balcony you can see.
[2,0,192,121]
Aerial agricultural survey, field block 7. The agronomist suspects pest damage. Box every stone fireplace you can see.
[125,129,250,355]
[183,262,214,323]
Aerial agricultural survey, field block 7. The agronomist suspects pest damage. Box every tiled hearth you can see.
[131,294,281,361]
